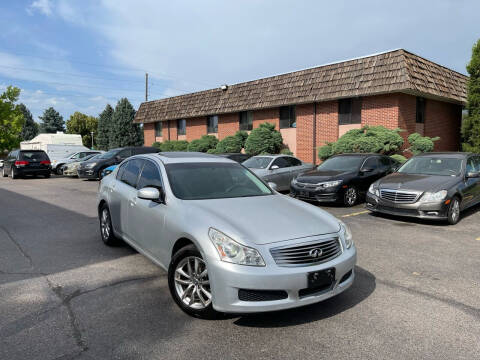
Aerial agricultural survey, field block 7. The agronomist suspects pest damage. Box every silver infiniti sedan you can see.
[97,152,356,318]
[243,155,314,192]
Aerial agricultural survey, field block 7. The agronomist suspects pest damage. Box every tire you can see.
[99,204,121,246]
[168,244,218,319]
[56,165,64,175]
[10,168,16,180]
[44,172,51,178]
[343,186,358,207]
[98,167,106,180]
[2,167,7,177]
[447,196,461,225]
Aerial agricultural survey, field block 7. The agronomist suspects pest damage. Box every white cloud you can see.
[27,0,53,16]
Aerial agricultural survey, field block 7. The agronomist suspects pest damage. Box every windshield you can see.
[242,156,272,169]
[166,162,273,200]
[20,151,48,161]
[98,150,118,159]
[317,156,364,171]
[398,157,463,176]
[83,153,100,161]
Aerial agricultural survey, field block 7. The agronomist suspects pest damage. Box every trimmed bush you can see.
[280,147,293,155]
[317,126,404,160]
[407,133,439,155]
[159,140,189,152]
[152,141,162,150]
[235,130,249,147]
[390,154,407,164]
[244,122,283,155]
[215,135,243,153]
[187,135,218,152]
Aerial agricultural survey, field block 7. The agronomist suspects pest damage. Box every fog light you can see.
[426,211,439,216]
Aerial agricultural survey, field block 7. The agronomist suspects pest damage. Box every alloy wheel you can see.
[345,187,357,206]
[100,209,111,240]
[451,199,460,223]
[174,256,211,310]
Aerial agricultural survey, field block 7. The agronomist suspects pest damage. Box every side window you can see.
[120,159,144,188]
[475,157,480,172]
[286,157,302,167]
[378,156,391,171]
[271,157,290,169]
[363,157,379,170]
[117,149,132,159]
[466,157,478,173]
[137,161,163,190]
[116,162,128,180]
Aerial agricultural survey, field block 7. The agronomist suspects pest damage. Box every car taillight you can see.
[15,160,29,166]
[40,160,51,165]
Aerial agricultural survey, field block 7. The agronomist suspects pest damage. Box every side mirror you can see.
[268,182,278,191]
[137,187,165,203]
[466,171,480,179]
[270,165,279,170]
[360,167,374,173]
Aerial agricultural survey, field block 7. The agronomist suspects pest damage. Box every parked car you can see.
[243,155,314,191]
[97,152,356,318]
[63,153,103,177]
[0,159,3,169]
[52,150,103,175]
[216,153,252,163]
[366,152,480,225]
[78,146,158,180]
[291,154,400,206]
[100,165,117,178]
[2,149,51,179]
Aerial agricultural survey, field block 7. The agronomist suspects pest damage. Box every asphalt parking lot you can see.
[1,175,479,360]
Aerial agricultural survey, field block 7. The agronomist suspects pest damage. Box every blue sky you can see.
[0,0,479,122]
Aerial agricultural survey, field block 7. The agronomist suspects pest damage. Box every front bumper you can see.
[206,244,356,313]
[365,192,449,220]
[290,184,341,203]
[63,168,78,176]
[77,168,99,179]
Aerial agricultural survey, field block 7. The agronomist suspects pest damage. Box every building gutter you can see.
[312,102,317,164]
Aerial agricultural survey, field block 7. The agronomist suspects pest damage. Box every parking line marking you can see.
[341,210,369,218]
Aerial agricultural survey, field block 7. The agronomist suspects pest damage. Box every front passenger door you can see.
[360,157,381,192]
[268,157,292,191]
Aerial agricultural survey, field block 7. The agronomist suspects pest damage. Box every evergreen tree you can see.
[110,98,143,148]
[96,104,113,150]
[65,111,98,148]
[462,39,480,152]
[39,107,65,133]
[19,103,39,141]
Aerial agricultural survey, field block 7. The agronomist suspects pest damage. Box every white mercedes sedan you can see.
[97,152,356,318]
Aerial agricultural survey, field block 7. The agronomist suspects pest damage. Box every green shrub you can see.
[244,122,283,155]
[215,135,243,153]
[152,141,162,150]
[159,140,189,152]
[317,126,404,159]
[390,154,407,164]
[280,147,293,155]
[407,133,439,155]
[187,135,218,152]
[206,148,219,154]
[234,130,249,147]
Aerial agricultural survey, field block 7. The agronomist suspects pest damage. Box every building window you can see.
[416,97,425,123]
[207,115,218,133]
[279,106,296,128]
[177,119,186,135]
[155,122,162,137]
[338,98,362,125]
[239,111,253,131]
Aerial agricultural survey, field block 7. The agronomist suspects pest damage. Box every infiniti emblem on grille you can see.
[309,248,323,258]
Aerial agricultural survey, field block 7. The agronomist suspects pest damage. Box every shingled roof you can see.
[135,49,468,124]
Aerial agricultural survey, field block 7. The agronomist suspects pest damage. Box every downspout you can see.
[312,102,317,164]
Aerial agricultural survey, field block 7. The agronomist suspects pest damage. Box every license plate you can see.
[307,268,335,288]
[299,190,310,197]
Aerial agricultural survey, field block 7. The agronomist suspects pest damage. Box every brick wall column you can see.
[143,123,155,146]
[424,99,462,151]
[218,113,240,139]
[316,101,338,163]
[253,108,280,130]
[186,117,207,141]
[295,103,315,163]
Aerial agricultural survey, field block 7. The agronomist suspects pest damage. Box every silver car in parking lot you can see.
[243,154,314,191]
[97,152,356,318]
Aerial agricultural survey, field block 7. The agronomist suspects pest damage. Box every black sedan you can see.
[290,153,399,206]
[366,152,480,224]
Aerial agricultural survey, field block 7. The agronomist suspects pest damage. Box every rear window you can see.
[19,151,49,161]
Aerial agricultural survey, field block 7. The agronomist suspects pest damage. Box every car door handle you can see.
[129,198,136,207]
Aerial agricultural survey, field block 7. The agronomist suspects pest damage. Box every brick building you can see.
[135,49,467,163]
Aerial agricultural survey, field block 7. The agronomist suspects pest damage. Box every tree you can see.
[318,126,404,160]
[187,135,218,152]
[0,86,24,152]
[96,104,113,150]
[19,103,39,141]
[66,112,98,148]
[109,98,143,148]
[462,39,480,152]
[244,122,283,155]
[39,107,65,133]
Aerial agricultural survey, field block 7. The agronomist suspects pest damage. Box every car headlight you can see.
[419,190,448,203]
[85,162,97,169]
[316,180,342,189]
[368,183,380,197]
[338,220,353,249]
[208,228,265,266]
[291,178,298,185]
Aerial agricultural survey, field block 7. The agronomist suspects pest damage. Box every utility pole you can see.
[145,73,148,101]
[91,131,94,149]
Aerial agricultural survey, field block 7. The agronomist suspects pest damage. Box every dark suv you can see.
[77,146,158,179]
[2,150,52,179]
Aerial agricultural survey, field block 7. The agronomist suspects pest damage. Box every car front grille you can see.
[238,289,288,302]
[270,238,342,267]
[380,189,419,203]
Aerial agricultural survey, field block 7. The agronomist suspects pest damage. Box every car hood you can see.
[296,169,356,183]
[248,168,269,177]
[184,194,341,245]
[376,172,460,192]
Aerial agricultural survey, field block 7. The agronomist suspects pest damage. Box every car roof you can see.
[332,153,383,158]
[140,152,237,164]
[413,152,474,158]
[251,154,294,159]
